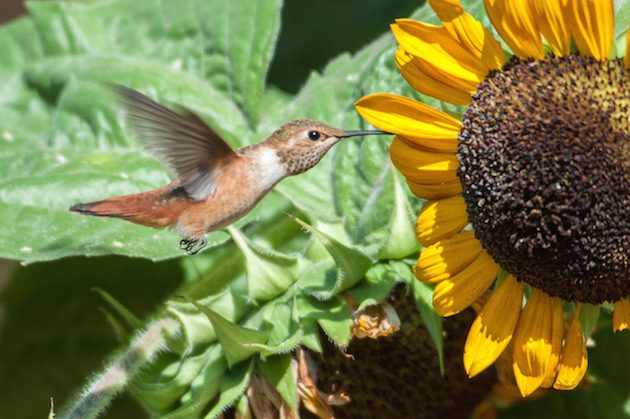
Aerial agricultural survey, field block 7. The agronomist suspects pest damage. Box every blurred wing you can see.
[114,85,237,201]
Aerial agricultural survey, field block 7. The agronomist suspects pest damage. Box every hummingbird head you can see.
[267,119,387,175]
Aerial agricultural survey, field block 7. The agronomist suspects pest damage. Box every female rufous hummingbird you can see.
[70,86,387,254]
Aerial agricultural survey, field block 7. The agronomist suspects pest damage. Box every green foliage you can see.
[188,299,269,367]
[257,354,298,410]
[227,226,301,301]
[2,0,630,418]
[615,0,630,53]
[0,0,437,414]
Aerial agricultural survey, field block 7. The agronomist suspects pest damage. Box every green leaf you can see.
[347,262,400,310]
[615,0,630,51]
[0,0,287,263]
[235,394,250,417]
[194,0,282,125]
[247,297,303,355]
[376,170,419,259]
[293,216,373,298]
[579,303,601,338]
[330,131,395,245]
[204,359,255,419]
[300,320,323,353]
[296,259,339,298]
[298,295,353,346]
[26,0,282,126]
[0,17,43,76]
[167,282,253,349]
[187,299,269,367]
[0,71,244,262]
[151,348,227,418]
[228,226,301,302]
[257,354,298,410]
[99,308,131,343]
[25,56,249,144]
[92,288,143,329]
[328,122,418,257]
[501,383,629,419]
[589,315,630,394]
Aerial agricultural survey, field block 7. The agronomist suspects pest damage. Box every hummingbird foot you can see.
[179,236,207,255]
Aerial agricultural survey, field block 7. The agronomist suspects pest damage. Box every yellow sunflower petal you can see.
[407,178,463,200]
[432,249,500,317]
[391,20,488,92]
[464,275,523,377]
[531,0,571,56]
[541,298,564,388]
[613,298,630,332]
[415,230,482,283]
[395,48,472,106]
[396,131,459,154]
[569,0,614,60]
[416,195,468,246]
[484,0,545,59]
[390,137,459,184]
[553,306,588,390]
[428,0,464,19]
[512,289,563,397]
[429,0,506,70]
[355,93,461,151]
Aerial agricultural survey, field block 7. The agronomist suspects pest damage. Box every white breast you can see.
[251,147,287,192]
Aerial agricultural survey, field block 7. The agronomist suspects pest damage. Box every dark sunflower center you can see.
[458,54,629,304]
[313,287,495,418]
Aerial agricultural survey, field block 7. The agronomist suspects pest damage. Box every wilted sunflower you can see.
[356,0,629,397]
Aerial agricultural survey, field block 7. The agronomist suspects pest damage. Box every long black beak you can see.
[341,129,390,138]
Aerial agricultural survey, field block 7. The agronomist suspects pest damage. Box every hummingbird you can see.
[70,86,387,255]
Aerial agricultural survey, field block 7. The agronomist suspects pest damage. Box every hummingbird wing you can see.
[114,85,237,201]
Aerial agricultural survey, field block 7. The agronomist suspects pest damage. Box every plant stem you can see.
[62,318,180,419]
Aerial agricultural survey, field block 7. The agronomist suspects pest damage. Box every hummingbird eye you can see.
[307,130,321,141]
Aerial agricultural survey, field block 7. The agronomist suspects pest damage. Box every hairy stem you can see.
[62,317,180,419]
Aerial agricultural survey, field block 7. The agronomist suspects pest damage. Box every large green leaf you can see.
[0,0,432,262]
[0,0,282,263]
[25,0,280,123]
[615,0,630,53]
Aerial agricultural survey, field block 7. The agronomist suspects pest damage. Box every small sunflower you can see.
[355,0,629,397]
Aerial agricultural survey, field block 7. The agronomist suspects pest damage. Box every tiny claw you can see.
[179,236,207,255]
[188,237,207,255]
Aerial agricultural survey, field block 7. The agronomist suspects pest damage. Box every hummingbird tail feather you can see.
[69,200,130,218]
[69,191,183,228]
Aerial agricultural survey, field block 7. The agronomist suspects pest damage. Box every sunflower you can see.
[355,0,629,397]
